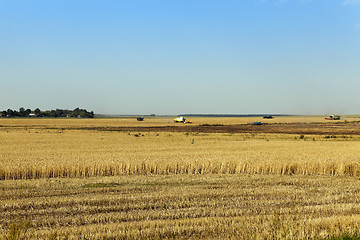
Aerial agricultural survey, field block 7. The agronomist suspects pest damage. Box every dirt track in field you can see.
[68,122,360,135]
[2,121,360,135]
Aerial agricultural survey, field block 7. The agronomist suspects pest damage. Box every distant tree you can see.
[55,109,64,117]
[42,110,51,117]
[1,107,95,118]
[34,108,41,116]
[70,108,80,118]
[19,107,25,117]
[7,109,15,117]
[50,110,57,118]
[25,109,31,117]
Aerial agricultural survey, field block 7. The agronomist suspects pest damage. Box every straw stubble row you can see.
[1,129,360,179]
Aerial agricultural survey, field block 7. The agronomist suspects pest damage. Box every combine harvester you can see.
[325,114,340,120]
[174,116,192,124]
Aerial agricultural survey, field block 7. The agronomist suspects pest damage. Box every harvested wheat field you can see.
[1,116,360,239]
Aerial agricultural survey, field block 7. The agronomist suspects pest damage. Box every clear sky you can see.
[1,0,359,115]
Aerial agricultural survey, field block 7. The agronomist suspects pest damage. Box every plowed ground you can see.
[64,122,360,135]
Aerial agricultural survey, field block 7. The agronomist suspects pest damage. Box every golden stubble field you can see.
[1,116,360,239]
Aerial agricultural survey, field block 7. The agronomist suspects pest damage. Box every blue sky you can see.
[1,0,359,115]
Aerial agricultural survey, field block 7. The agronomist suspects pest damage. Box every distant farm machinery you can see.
[174,116,192,124]
[325,114,340,120]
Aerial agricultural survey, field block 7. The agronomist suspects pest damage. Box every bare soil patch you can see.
[65,122,360,135]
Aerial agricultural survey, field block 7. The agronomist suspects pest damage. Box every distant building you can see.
[29,113,36,117]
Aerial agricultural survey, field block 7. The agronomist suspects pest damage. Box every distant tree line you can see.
[0,108,94,118]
